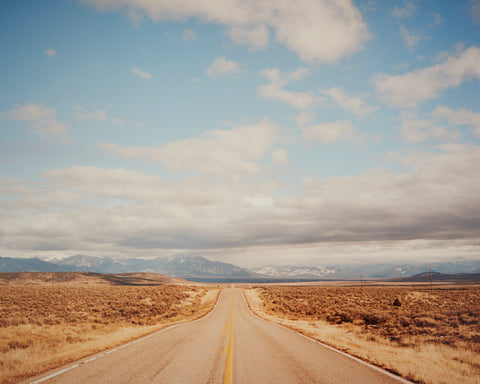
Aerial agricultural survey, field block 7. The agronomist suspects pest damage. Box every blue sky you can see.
[1,0,480,266]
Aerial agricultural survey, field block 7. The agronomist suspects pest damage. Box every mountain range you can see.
[1,255,479,281]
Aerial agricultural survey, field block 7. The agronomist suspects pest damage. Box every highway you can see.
[28,288,410,384]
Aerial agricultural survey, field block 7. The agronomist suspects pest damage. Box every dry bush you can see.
[0,284,218,384]
[247,286,480,384]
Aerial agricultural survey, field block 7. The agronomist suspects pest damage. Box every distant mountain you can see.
[0,257,80,273]
[0,255,256,279]
[249,261,480,279]
[56,255,130,274]
[252,265,336,279]
[390,271,480,283]
[1,255,480,281]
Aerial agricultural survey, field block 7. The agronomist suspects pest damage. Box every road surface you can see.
[28,288,410,384]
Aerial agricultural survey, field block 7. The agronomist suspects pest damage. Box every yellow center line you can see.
[223,291,234,384]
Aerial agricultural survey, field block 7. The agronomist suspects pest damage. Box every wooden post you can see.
[429,267,432,293]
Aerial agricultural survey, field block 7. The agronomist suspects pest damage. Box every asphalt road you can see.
[28,288,410,384]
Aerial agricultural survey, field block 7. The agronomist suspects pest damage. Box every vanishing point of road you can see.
[28,288,411,384]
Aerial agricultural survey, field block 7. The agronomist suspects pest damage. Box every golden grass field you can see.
[243,285,480,384]
[0,273,219,384]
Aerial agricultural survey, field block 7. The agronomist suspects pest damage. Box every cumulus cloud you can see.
[399,25,420,50]
[398,106,480,143]
[392,0,417,19]
[271,148,289,165]
[323,87,377,118]
[374,46,480,108]
[74,105,124,124]
[226,25,269,48]
[81,0,370,63]
[98,118,287,175]
[399,110,459,143]
[206,57,240,78]
[301,120,363,144]
[132,65,153,79]
[258,67,322,109]
[433,106,480,137]
[8,104,68,137]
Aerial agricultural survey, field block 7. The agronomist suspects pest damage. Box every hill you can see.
[0,255,258,280]
[0,272,181,286]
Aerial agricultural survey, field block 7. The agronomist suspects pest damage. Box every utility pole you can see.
[428,267,432,293]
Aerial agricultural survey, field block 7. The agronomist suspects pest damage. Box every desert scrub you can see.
[0,284,218,384]
[255,286,480,347]
[246,286,480,384]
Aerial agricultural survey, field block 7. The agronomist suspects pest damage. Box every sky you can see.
[1,0,480,267]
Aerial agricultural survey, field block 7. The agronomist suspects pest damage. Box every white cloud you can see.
[399,110,459,143]
[397,106,480,143]
[45,48,57,57]
[399,25,420,50]
[471,0,480,24]
[258,67,322,110]
[271,148,289,165]
[433,106,480,137]
[323,87,377,118]
[132,65,153,79]
[374,46,480,107]
[301,120,362,144]
[8,104,68,137]
[392,0,417,19]
[182,28,195,41]
[98,118,286,175]
[82,0,370,63]
[206,57,240,78]
[294,111,316,127]
[74,105,124,124]
[226,25,269,48]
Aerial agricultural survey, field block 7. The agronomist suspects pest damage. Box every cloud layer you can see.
[1,145,479,259]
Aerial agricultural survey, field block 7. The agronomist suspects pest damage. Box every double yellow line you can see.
[222,291,234,384]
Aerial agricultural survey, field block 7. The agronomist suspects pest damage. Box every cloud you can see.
[182,28,195,41]
[81,0,370,63]
[323,87,377,118]
[399,25,420,50]
[45,48,57,57]
[74,105,124,124]
[399,110,459,143]
[132,65,153,79]
[258,67,322,109]
[8,104,68,137]
[392,0,417,19]
[226,25,269,49]
[271,148,289,165]
[206,57,240,78]
[398,106,480,143]
[301,120,363,144]
[98,118,287,175]
[2,145,480,260]
[433,106,480,137]
[471,0,480,24]
[374,46,480,107]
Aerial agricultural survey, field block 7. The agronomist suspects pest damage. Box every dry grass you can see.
[0,283,219,384]
[243,286,480,384]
